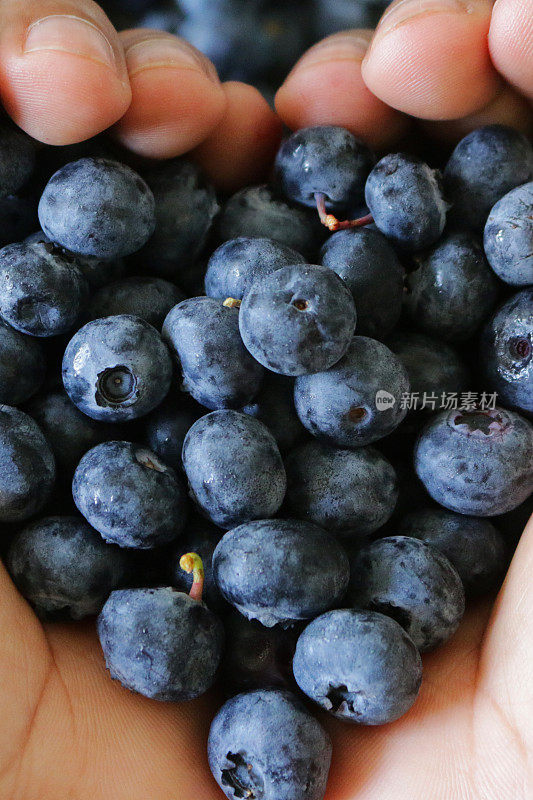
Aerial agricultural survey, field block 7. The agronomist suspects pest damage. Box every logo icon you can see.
[375,390,396,411]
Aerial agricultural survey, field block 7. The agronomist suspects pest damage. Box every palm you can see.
[1,518,532,800]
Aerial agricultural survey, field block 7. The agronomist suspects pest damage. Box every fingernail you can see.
[287,32,372,75]
[124,36,220,83]
[24,15,116,69]
[375,0,477,38]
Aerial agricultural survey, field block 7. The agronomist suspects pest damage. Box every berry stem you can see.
[179,552,205,603]
[223,297,242,309]
[315,192,374,232]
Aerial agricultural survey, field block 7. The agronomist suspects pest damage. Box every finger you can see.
[192,81,283,193]
[489,0,533,101]
[113,29,227,159]
[0,0,131,145]
[275,31,410,151]
[420,84,533,142]
[362,0,501,120]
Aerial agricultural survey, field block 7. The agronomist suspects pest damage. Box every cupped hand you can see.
[0,1,532,798]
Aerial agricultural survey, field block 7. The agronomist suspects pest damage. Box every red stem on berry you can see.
[179,552,205,603]
[315,192,374,232]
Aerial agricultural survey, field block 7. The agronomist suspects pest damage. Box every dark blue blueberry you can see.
[217,185,321,258]
[143,391,202,471]
[0,239,87,337]
[162,297,264,410]
[182,411,286,528]
[168,515,225,613]
[213,518,349,627]
[365,153,448,250]
[73,441,188,549]
[0,121,35,196]
[285,440,398,541]
[294,336,409,447]
[242,375,305,453]
[0,405,55,522]
[26,230,126,289]
[88,276,185,329]
[6,515,131,619]
[444,125,533,231]
[0,319,45,404]
[414,407,533,516]
[480,289,533,416]
[0,195,38,247]
[205,236,306,301]
[404,230,499,342]
[398,508,507,596]
[484,181,533,286]
[293,608,422,724]
[208,689,331,800]
[25,389,116,473]
[221,613,299,695]
[138,159,218,279]
[239,264,356,376]
[98,586,224,701]
[62,315,172,422]
[348,535,465,651]
[387,331,471,404]
[274,126,375,214]
[38,158,156,259]
[320,228,404,339]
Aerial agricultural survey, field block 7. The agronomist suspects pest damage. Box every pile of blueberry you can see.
[101,0,392,92]
[0,118,532,800]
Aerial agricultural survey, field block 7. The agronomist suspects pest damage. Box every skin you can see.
[0,0,531,797]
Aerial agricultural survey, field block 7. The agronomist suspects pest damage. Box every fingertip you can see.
[192,81,283,194]
[275,31,410,150]
[489,0,533,100]
[113,29,227,159]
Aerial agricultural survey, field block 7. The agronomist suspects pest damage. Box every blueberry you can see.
[0,319,45,404]
[88,276,185,329]
[444,125,533,231]
[0,195,38,247]
[285,440,398,541]
[387,331,471,403]
[213,518,349,627]
[98,584,224,701]
[6,515,131,619]
[138,159,218,278]
[0,405,55,522]
[274,126,375,215]
[365,153,448,251]
[38,158,156,259]
[348,536,465,651]
[208,689,331,800]
[217,185,321,257]
[73,441,188,549]
[242,374,305,453]
[162,297,264,410]
[414,407,533,516]
[143,392,202,471]
[205,236,306,301]
[480,289,533,416]
[320,228,404,339]
[221,613,298,695]
[239,264,356,376]
[294,336,409,447]
[293,608,422,724]
[484,181,533,286]
[26,231,126,289]
[398,508,507,596]
[182,411,286,528]
[168,515,225,612]
[0,239,88,337]
[25,389,116,473]
[62,314,172,422]
[0,121,35,196]
[404,230,499,342]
